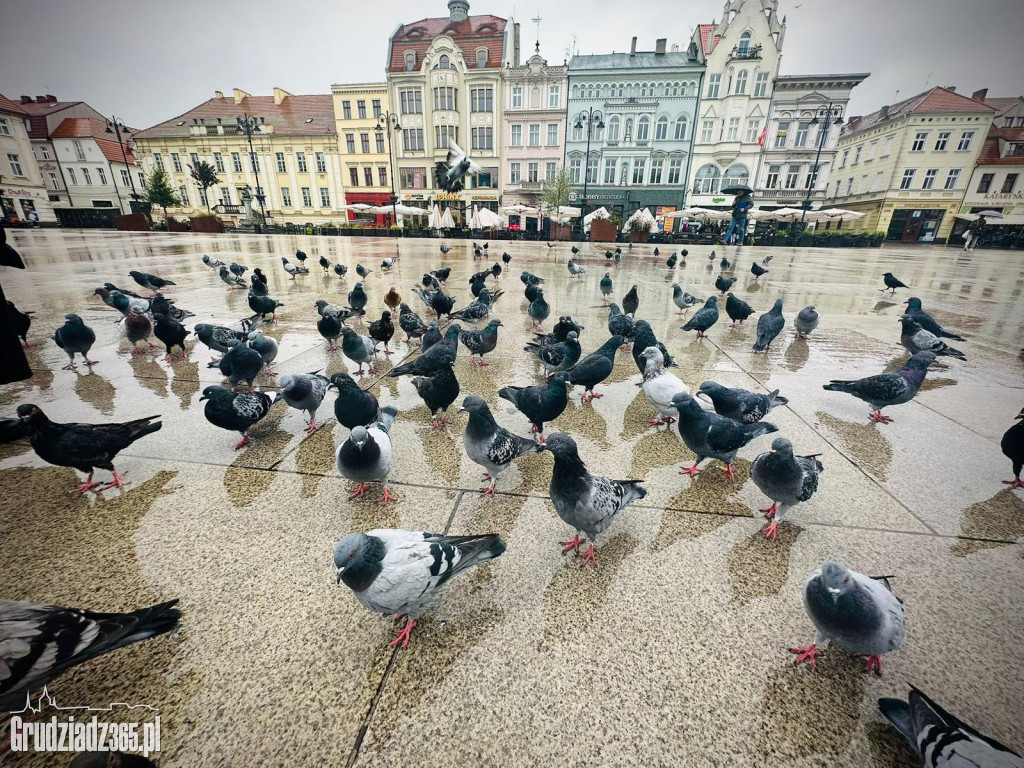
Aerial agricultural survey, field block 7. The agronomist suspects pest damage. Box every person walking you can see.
[725,190,753,246]
[964,214,986,251]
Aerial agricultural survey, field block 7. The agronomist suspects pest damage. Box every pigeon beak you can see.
[199,395,208,402]
[695,390,710,402]
[335,566,345,584]
[827,586,841,597]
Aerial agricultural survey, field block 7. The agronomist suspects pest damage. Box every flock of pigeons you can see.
[2,232,1023,768]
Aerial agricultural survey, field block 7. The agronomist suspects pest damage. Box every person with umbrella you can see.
[963,213,991,251]
[723,185,753,246]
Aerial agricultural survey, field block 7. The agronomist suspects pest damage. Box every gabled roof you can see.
[51,117,138,165]
[388,13,506,73]
[697,24,715,56]
[984,96,1024,117]
[843,86,995,138]
[0,93,28,116]
[134,93,335,140]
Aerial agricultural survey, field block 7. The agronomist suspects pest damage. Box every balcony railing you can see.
[728,44,762,61]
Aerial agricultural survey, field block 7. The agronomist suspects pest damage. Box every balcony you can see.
[727,44,762,62]
[520,180,544,190]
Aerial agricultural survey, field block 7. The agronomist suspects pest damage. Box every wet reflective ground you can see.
[2,229,1023,767]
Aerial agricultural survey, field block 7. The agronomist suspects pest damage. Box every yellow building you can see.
[132,88,345,226]
[331,83,395,224]
[823,86,994,243]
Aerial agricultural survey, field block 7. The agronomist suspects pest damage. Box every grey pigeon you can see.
[220,266,247,289]
[229,262,248,277]
[335,406,398,502]
[540,432,647,566]
[622,285,639,317]
[356,263,372,279]
[794,305,819,338]
[697,381,788,424]
[334,262,348,278]
[315,299,363,324]
[276,372,330,431]
[281,257,306,279]
[599,273,613,303]
[498,372,571,441]
[459,319,502,367]
[528,289,550,330]
[567,259,586,278]
[672,284,701,315]
[903,297,965,341]
[715,274,737,294]
[899,315,966,360]
[681,296,719,339]
[247,330,279,375]
[53,314,96,369]
[607,303,635,343]
[434,138,481,192]
[525,330,580,375]
[200,385,275,449]
[671,393,777,480]
[567,335,623,403]
[791,560,905,675]
[879,686,1024,768]
[333,529,504,648]
[881,272,908,294]
[219,338,263,390]
[751,437,823,539]
[341,326,377,376]
[753,299,785,352]
[461,396,542,495]
[823,350,936,423]
[202,254,223,269]
[195,323,246,355]
[440,243,451,254]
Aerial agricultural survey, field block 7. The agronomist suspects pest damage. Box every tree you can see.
[540,168,572,215]
[144,168,179,221]
[188,160,220,211]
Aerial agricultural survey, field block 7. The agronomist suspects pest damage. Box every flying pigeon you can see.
[567,335,623,403]
[412,364,460,429]
[715,274,737,295]
[356,263,373,279]
[369,311,396,355]
[276,372,330,431]
[341,326,377,376]
[123,307,156,355]
[219,266,247,289]
[329,372,380,431]
[672,284,701,315]
[333,529,505,648]
[794,305,819,338]
[751,262,768,278]
[15,404,161,491]
[201,385,274,449]
[696,381,788,424]
[899,315,966,360]
[622,285,639,317]
[540,432,647,566]
[219,338,263,390]
[823,350,936,423]
[599,273,613,303]
[336,406,399,502]
[435,138,480,192]
[202,254,223,269]
[53,314,97,369]
[498,372,570,442]
[640,346,694,427]
[461,396,542,495]
[751,438,824,539]
[459,319,502,367]
[247,330,279,375]
[753,299,786,352]
[1000,407,1024,489]
[153,312,188,360]
[725,293,755,328]
[671,393,777,480]
[681,296,720,339]
[881,272,908,294]
[525,330,580,375]
[791,560,905,675]
[903,297,965,341]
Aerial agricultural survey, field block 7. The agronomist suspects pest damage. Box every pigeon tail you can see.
[768,390,789,409]
[822,381,857,394]
[877,698,918,754]
[378,405,398,432]
[443,533,507,576]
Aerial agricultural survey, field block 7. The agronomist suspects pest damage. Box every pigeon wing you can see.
[231,392,270,423]
[488,428,536,466]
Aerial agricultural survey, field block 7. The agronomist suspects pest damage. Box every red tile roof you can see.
[843,86,995,138]
[388,14,506,73]
[983,96,1024,117]
[51,117,138,165]
[696,24,715,56]
[0,93,28,116]
[133,93,335,139]
[16,99,88,139]
[977,126,1024,165]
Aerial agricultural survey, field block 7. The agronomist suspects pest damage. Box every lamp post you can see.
[375,111,401,225]
[106,117,139,211]
[800,102,844,227]
[236,113,267,227]
[573,107,604,228]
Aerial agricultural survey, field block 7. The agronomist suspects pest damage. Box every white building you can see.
[0,93,56,223]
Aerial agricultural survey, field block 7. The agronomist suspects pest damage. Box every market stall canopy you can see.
[338,203,374,211]
[765,207,821,222]
[582,207,610,226]
[976,210,1004,218]
[664,207,728,219]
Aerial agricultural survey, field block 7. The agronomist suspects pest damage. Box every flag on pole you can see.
[757,126,767,147]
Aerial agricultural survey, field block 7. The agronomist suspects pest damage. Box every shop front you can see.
[886,208,946,243]
[343,192,393,226]
[2,184,55,224]
[569,188,683,234]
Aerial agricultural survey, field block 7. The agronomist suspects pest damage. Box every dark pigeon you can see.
[412,363,460,429]
[622,285,639,317]
[567,335,623,403]
[348,282,368,312]
[219,338,263,390]
[53,314,96,369]
[697,381,788,424]
[903,297,966,341]
[459,319,502,367]
[607,303,635,343]
[420,322,442,352]
[681,296,719,338]
[329,372,380,431]
[388,324,461,377]
[725,293,755,327]
[823,350,936,423]
[248,292,283,322]
[528,289,550,330]
[671,393,777,480]
[318,312,343,351]
[525,330,581,375]
[152,312,188,360]
[899,315,966,360]
[499,372,571,441]
[881,272,908,294]
[368,311,396,355]
[1002,407,1024,489]
[715,274,737,295]
[200,384,274,449]
[631,320,675,374]
[753,299,786,352]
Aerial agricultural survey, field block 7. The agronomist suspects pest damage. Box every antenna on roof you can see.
[892,88,901,103]
[922,72,933,91]
[564,34,577,61]
[532,13,542,52]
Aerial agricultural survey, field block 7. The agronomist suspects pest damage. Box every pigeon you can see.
[696,382,788,424]
[252,267,267,285]
[461,396,543,495]
[343,281,367,313]
[103,282,143,299]
[389,325,460,377]
[229,262,248,278]
[879,685,1024,767]
[540,432,647,566]
[219,266,247,289]
[356,263,373,278]
[384,288,402,312]
[219,338,263,390]
[708,250,716,262]
[614,248,621,264]
[525,330,581,375]
[318,312,344,351]
[607,303,635,344]
[129,270,175,291]
[329,372,380,431]
[524,281,541,303]
[571,246,580,255]
[599,273,614,303]
[247,330,279,375]
[681,296,720,339]
[319,255,331,273]
[248,277,265,305]
[502,252,511,265]
[412,364,460,429]
[459,319,502,367]
[567,335,623,403]
[671,393,777,479]
[899,315,966,360]
[369,311,396,355]
[903,297,966,341]
[622,285,639,317]
[520,271,544,286]
[122,307,156,355]
[153,312,188,360]
[432,267,452,283]
[420,322,442,352]
[547,242,554,249]
[451,289,498,324]
[640,347,694,426]
[762,252,773,264]
[194,323,246,355]
[248,292,283,323]
[430,289,456,320]
[794,305,819,338]
[315,299,364,324]
[672,284,702,315]
[881,272,908,294]
[15,404,161,491]
[567,259,586,278]
[202,254,223,269]
[631,320,675,374]
[334,263,348,278]
[151,292,193,321]
[490,262,502,279]
[276,372,330,431]
[200,385,274,449]
[341,326,377,376]
[435,138,481,192]
[103,289,151,316]
[666,253,677,268]
[53,314,97,369]
[398,303,428,343]
[528,289,550,331]
[0,599,181,712]
[720,256,731,270]
[653,247,660,256]
[333,528,505,648]
[281,258,303,279]
[823,350,936,423]
[751,262,768,278]
[791,560,905,675]
[439,243,451,254]
[532,316,584,347]
[605,250,614,262]
[715,274,737,294]
[1001,407,1024,489]
[470,268,493,287]
[498,372,571,442]
[294,249,307,265]
[753,299,786,352]
[336,406,399,502]
[725,293,755,328]
[751,438,824,539]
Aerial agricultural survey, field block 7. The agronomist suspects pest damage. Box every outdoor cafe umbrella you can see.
[439,207,455,228]
[815,208,866,222]
[428,204,441,229]
[720,184,753,195]
[476,207,502,228]
[976,210,1004,218]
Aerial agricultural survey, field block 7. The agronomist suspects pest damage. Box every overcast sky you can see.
[1,0,1020,129]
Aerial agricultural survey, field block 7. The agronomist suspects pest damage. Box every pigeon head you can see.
[314,300,328,312]
[537,432,578,458]
[805,305,816,312]
[349,426,371,449]
[485,319,502,329]
[459,395,491,416]
[199,385,231,402]
[882,272,894,278]
[904,297,922,310]
[354,282,364,291]
[247,330,264,342]
[769,437,794,453]
[93,287,108,299]
[1015,408,1024,421]
[16,404,45,424]
[640,346,664,365]
[670,392,703,414]
[548,371,571,388]
[770,299,783,313]
[328,372,359,392]
[153,312,167,322]
[907,351,937,368]
[704,296,718,307]
[341,326,356,337]
[444,324,462,340]
[64,313,85,324]
[381,310,391,320]
[696,382,725,401]
[333,532,384,584]
[202,255,211,264]
[565,331,578,342]
[225,338,242,349]
[818,560,853,600]
[130,306,146,315]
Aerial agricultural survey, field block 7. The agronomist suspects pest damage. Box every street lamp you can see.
[236,113,267,227]
[106,117,139,210]
[573,107,604,227]
[375,111,401,225]
[800,102,844,226]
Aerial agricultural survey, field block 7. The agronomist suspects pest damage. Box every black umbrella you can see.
[721,184,753,195]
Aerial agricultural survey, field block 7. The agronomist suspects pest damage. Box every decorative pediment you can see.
[702,105,719,119]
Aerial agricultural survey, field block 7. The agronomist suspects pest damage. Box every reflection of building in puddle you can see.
[815,411,892,482]
[727,524,804,607]
[132,357,170,398]
[620,387,657,441]
[417,411,462,488]
[74,370,118,415]
[461,493,528,539]
[950,489,1024,557]
[560,398,612,450]
[223,465,278,508]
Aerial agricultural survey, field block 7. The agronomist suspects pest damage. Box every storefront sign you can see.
[980,192,1023,201]
[3,186,46,200]
[435,192,461,201]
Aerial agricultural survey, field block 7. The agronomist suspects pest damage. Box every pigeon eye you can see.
[348,551,356,559]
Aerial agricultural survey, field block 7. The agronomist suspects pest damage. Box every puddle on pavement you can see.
[816,411,893,482]
[73,369,117,414]
[950,488,1024,557]
[727,524,804,607]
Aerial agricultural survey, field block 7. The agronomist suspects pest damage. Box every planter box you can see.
[548,222,572,241]
[628,231,649,243]
[589,219,618,242]
[114,213,149,232]
[167,218,189,232]
[190,216,223,234]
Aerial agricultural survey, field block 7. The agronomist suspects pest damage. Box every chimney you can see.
[214,90,224,99]
[272,87,292,106]
[878,105,889,119]
[946,85,956,92]
[972,87,988,102]
[655,38,667,55]
[233,88,251,105]
[513,22,520,66]
[45,95,56,102]
[630,36,637,55]
[20,95,31,104]
[35,96,46,103]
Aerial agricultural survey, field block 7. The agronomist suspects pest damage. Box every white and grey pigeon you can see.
[460,396,543,496]
[794,305,819,338]
[341,326,377,376]
[540,432,647,566]
[567,259,586,278]
[333,529,505,648]
[435,138,481,193]
[281,257,307,279]
[750,437,823,539]
[899,315,967,360]
[790,560,905,675]
[672,284,702,315]
[336,406,398,502]
[640,346,696,427]
[247,330,279,376]
[202,254,223,270]
[879,686,1024,768]
[275,372,330,432]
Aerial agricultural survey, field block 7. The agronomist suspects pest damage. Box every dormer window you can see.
[404,51,416,71]
[476,48,488,68]
[738,31,751,54]
[439,54,451,69]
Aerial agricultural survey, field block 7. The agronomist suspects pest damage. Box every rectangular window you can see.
[275,152,286,172]
[6,153,24,176]
[805,165,819,189]
[701,120,714,143]
[706,74,721,98]
[342,101,352,119]
[1003,173,1019,193]
[378,166,387,186]
[360,133,370,153]
[357,101,366,119]
[471,88,493,112]
[96,167,107,185]
[911,132,927,152]
[874,171,884,192]
[436,125,458,149]
[668,158,682,184]
[977,173,993,192]
[154,153,164,171]
[511,86,522,108]
[794,122,809,147]
[546,161,557,181]
[399,167,427,188]
[899,168,916,189]
[470,167,497,189]
[753,72,769,98]
[957,131,975,151]
[301,187,312,206]
[66,168,76,184]
[853,146,862,163]
[944,168,961,190]
[372,99,381,118]
[178,185,187,205]
[632,158,646,185]
[281,187,291,206]
[171,153,182,171]
[433,87,456,111]
[726,117,740,141]
[934,131,950,151]
[527,162,539,183]
[785,165,800,189]
[922,168,938,190]
[882,135,894,155]
[296,152,307,172]
[866,140,878,160]
[189,152,199,167]
[376,134,385,153]
[569,156,581,184]
[399,89,422,114]
[510,125,522,147]
[231,152,241,172]
[346,133,356,153]
[604,158,617,184]
[586,156,598,183]
[49,171,60,189]
[213,152,225,172]
[774,122,789,148]
[745,119,760,143]
[81,167,92,185]
[403,129,424,151]
[363,167,373,186]
[649,158,664,184]
[509,162,521,184]
[839,149,849,167]
[40,145,52,160]
[547,123,559,146]
[73,140,86,161]
[766,164,781,189]
[349,167,359,186]
[471,126,493,150]
[528,124,540,146]
[548,85,560,107]
[0,118,8,135]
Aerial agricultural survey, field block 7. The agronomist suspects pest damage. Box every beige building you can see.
[823,86,995,243]
[330,83,394,223]
[133,88,344,225]
[0,93,57,223]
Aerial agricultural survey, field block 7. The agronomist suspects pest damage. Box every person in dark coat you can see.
[725,191,753,245]
[0,224,31,384]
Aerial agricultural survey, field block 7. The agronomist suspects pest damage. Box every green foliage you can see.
[540,168,572,212]
[188,160,220,210]
[144,168,179,217]
[629,219,652,233]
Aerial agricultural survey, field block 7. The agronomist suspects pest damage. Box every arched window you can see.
[735,70,748,95]
[655,116,669,141]
[722,163,750,188]
[637,117,650,141]
[439,54,450,69]
[572,84,580,98]
[594,122,604,141]
[674,115,688,140]
[572,123,583,142]
[476,49,487,68]
[686,81,697,97]
[738,31,751,54]
[695,164,721,194]
[607,117,620,141]
[404,52,416,71]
